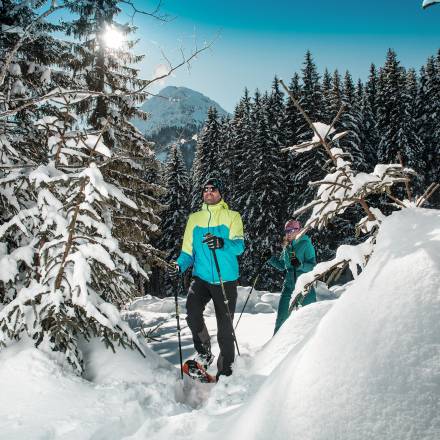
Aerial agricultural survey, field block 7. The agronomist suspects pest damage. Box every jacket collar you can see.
[201,199,229,211]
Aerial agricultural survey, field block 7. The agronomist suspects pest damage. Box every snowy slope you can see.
[209,208,440,440]
[132,86,229,135]
[1,208,439,440]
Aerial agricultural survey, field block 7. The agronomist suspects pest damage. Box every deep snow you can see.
[0,208,439,440]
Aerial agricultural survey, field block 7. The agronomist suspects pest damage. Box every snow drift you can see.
[218,208,440,440]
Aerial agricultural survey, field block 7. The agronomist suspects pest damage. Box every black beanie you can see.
[202,177,224,197]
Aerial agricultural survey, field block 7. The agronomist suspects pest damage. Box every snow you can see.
[1,208,439,439]
[8,63,21,76]
[132,86,229,135]
[214,208,440,440]
[422,0,440,8]
[40,68,51,84]
[11,79,25,96]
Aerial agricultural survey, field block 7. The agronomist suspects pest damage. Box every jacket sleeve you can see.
[176,216,194,272]
[268,248,289,272]
[301,240,316,273]
[222,211,245,256]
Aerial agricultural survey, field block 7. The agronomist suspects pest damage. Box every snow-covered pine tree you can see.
[418,56,440,207]
[321,68,333,124]
[267,76,287,222]
[290,51,326,217]
[65,0,165,269]
[360,72,380,171]
[329,70,342,121]
[158,144,190,296]
[283,73,302,217]
[377,49,425,194]
[190,106,222,211]
[0,0,75,303]
[0,93,146,374]
[228,89,253,212]
[365,64,379,121]
[238,90,285,287]
[218,114,232,191]
[339,71,365,170]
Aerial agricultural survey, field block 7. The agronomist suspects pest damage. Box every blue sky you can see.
[122,0,440,112]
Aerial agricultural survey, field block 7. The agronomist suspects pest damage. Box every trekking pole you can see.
[235,260,267,330]
[210,249,240,356]
[172,272,184,379]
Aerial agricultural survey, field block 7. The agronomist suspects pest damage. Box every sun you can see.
[102,25,124,50]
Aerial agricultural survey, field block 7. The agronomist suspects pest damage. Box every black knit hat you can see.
[202,177,224,197]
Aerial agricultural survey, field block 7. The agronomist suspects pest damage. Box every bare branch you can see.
[397,151,412,202]
[416,182,440,207]
[120,0,171,23]
[278,79,344,164]
[1,40,215,119]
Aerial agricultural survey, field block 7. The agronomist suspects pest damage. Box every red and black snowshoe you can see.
[182,359,216,383]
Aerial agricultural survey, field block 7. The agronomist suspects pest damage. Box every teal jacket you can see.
[176,200,244,284]
[268,234,316,290]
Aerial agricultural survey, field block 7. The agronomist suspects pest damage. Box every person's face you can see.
[203,185,222,205]
[285,228,300,242]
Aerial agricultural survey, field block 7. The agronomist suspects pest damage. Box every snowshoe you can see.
[194,351,214,370]
[182,359,217,383]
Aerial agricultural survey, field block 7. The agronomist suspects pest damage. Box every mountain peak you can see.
[133,86,229,135]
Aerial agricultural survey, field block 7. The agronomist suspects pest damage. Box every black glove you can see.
[290,254,300,268]
[203,233,224,250]
[167,261,180,279]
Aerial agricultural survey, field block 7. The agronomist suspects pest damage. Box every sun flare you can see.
[102,26,124,50]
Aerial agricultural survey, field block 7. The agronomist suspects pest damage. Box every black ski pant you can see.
[186,276,238,377]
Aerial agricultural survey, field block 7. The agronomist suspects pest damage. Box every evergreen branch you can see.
[0,0,78,88]
[54,123,109,289]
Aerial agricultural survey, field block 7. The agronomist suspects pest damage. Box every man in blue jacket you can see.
[269,219,316,334]
[170,177,244,379]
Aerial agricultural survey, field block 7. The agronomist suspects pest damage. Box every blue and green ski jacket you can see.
[176,200,244,284]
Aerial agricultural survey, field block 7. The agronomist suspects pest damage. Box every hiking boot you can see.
[194,351,214,370]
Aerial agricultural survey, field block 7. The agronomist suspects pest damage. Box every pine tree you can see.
[0,0,166,373]
[0,94,146,374]
[365,64,379,120]
[218,114,232,190]
[239,91,285,288]
[377,50,425,193]
[0,0,73,225]
[321,68,333,124]
[418,56,440,206]
[191,106,222,211]
[361,67,380,170]
[283,74,302,217]
[328,69,343,124]
[158,144,190,296]
[65,0,165,268]
[0,1,76,303]
[228,89,252,212]
[339,71,365,169]
[291,51,325,216]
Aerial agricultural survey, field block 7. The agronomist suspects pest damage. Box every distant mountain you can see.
[132,86,229,168]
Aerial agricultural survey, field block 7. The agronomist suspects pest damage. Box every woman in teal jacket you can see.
[269,219,316,334]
